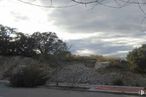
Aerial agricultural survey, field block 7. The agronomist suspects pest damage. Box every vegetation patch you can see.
[9,65,49,87]
[112,78,124,86]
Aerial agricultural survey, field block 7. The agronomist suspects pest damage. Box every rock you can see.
[94,62,110,70]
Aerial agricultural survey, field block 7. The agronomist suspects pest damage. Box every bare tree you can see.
[16,0,146,16]
[71,0,146,15]
[16,0,146,8]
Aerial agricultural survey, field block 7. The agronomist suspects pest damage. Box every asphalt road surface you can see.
[0,85,142,97]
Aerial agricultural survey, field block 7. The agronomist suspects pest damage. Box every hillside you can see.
[0,56,146,87]
[49,62,146,87]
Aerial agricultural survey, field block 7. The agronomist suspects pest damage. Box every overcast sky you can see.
[1,0,146,58]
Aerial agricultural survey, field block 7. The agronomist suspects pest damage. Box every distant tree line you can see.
[0,24,70,57]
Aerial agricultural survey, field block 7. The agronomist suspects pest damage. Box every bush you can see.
[9,65,49,87]
[112,79,124,86]
[127,44,146,73]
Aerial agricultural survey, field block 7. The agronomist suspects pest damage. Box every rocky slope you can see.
[0,56,146,87]
[49,62,146,87]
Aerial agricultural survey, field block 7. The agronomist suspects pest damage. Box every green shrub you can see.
[127,44,146,73]
[9,65,49,87]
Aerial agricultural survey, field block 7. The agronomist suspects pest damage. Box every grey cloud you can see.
[67,35,134,57]
[67,32,146,57]
[48,3,146,34]
[40,0,146,57]
[40,0,146,34]
[10,11,29,21]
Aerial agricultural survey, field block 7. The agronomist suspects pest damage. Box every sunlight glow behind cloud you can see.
[0,0,146,57]
[75,49,95,56]
[0,0,57,33]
